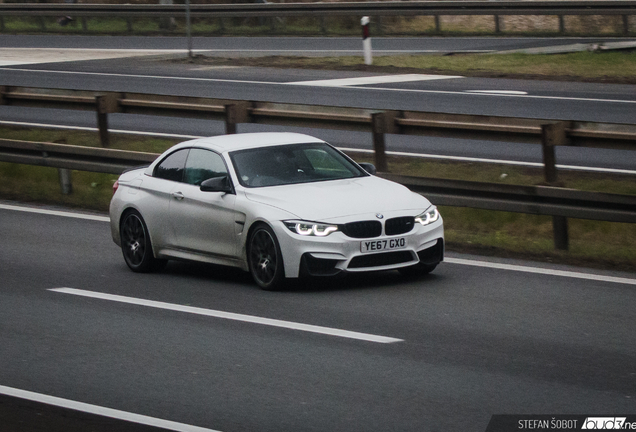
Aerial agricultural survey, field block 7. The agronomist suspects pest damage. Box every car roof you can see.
[174,132,326,153]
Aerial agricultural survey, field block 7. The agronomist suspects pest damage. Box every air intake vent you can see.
[348,251,415,269]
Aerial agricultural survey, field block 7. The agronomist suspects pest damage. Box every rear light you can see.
[113,180,119,194]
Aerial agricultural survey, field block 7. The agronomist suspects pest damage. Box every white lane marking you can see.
[197,49,493,54]
[287,74,463,87]
[465,90,528,95]
[49,288,404,343]
[1,67,634,105]
[338,147,636,176]
[354,84,636,105]
[0,67,276,85]
[0,120,202,140]
[445,257,636,286]
[0,385,220,432]
[2,121,634,176]
[0,203,110,222]
[0,48,206,66]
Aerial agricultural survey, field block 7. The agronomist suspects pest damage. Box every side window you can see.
[154,149,189,182]
[184,148,228,186]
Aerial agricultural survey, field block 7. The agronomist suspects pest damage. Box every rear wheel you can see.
[120,210,167,273]
[248,224,285,290]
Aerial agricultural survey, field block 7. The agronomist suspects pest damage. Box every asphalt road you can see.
[1,203,635,432]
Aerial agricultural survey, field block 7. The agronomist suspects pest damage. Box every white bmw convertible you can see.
[110,132,444,290]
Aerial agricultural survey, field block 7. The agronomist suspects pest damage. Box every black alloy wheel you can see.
[120,211,166,272]
[248,224,285,290]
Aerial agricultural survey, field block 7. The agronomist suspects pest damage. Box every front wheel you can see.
[248,224,285,290]
[120,210,167,273]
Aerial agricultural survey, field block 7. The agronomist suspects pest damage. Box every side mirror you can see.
[200,176,233,193]
[358,162,377,175]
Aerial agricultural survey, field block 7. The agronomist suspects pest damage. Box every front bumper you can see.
[273,216,444,278]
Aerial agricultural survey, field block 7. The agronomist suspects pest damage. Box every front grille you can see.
[340,220,382,239]
[348,251,415,269]
[385,216,415,236]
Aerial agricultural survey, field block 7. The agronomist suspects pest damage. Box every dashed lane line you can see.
[286,74,463,86]
[0,203,110,222]
[0,385,221,432]
[49,288,404,343]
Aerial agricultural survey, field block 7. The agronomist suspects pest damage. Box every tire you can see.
[120,210,167,273]
[398,262,438,278]
[247,224,285,290]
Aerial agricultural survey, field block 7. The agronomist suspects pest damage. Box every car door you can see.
[144,147,189,249]
[168,148,238,260]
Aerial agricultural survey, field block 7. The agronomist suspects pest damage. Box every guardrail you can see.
[0,1,635,35]
[1,85,635,250]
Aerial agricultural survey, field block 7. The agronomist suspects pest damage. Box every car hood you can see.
[243,175,431,221]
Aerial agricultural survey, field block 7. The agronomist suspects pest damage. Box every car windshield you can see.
[230,142,367,187]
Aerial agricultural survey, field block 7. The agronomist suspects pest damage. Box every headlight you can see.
[414,207,440,226]
[283,220,339,237]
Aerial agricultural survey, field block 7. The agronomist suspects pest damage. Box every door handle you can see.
[171,191,184,201]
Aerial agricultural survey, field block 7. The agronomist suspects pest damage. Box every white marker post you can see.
[361,16,372,65]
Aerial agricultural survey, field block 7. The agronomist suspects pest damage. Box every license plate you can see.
[360,237,407,253]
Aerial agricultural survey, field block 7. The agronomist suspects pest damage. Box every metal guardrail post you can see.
[559,15,565,33]
[58,168,73,195]
[371,112,398,172]
[96,96,110,148]
[95,94,119,148]
[623,15,630,35]
[224,102,250,135]
[542,122,569,250]
[552,214,569,251]
[225,104,238,134]
[541,122,565,184]
[434,15,441,33]
[495,15,501,33]
[371,113,388,172]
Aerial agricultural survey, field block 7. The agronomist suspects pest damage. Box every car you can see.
[109,132,444,290]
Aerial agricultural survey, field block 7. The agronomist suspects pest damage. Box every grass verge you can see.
[184,51,636,84]
[1,126,634,272]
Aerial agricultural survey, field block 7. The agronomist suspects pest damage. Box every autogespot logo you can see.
[582,417,629,429]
